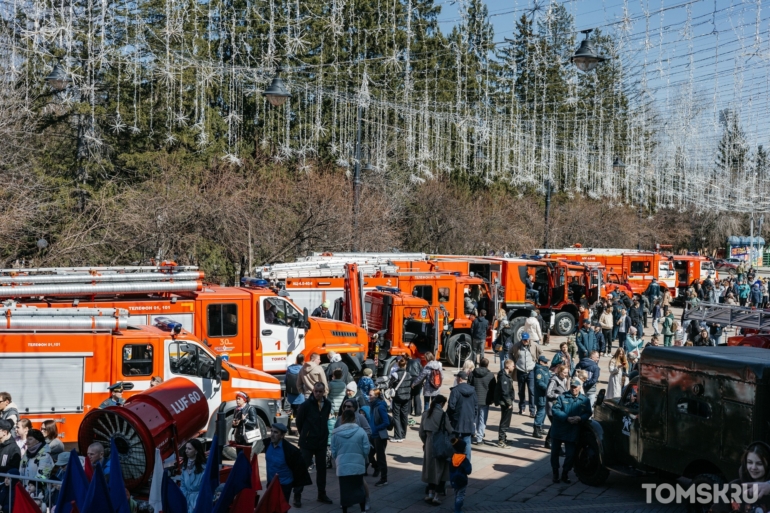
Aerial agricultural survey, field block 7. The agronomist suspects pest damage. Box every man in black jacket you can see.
[263,423,313,506]
[471,359,495,445]
[448,371,478,461]
[493,359,515,448]
[0,419,20,473]
[470,311,489,365]
[295,382,333,505]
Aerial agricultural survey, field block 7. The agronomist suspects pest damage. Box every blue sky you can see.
[435,0,770,151]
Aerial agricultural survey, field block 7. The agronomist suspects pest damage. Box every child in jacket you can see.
[450,438,472,513]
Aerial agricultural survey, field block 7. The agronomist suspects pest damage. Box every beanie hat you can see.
[28,429,45,445]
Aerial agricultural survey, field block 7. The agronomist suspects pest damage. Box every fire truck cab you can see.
[0,306,282,449]
[672,255,717,299]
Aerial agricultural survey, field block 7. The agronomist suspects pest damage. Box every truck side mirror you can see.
[214,355,223,383]
[303,307,310,329]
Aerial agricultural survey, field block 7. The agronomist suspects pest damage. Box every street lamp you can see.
[45,62,71,92]
[570,29,607,72]
[262,67,292,107]
[612,157,625,172]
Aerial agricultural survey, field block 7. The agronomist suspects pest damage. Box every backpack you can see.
[430,367,443,389]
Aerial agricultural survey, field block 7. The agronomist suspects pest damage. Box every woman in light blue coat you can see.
[331,410,370,513]
[180,439,205,513]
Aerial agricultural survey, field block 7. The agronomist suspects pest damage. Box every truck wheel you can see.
[223,413,267,461]
[509,317,527,343]
[574,433,609,486]
[687,474,724,513]
[552,312,576,336]
[446,334,473,368]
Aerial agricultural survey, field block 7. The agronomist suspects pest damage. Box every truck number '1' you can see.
[170,391,203,415]
[276,340,281,350]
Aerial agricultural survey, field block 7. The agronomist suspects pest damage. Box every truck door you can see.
[259,297,305,373]
[164,339,222,415]
[657,260,676,291]
[548,266,564,306]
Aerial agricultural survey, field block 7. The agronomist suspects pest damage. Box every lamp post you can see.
[543,179,553,249]
[45,62,71,92]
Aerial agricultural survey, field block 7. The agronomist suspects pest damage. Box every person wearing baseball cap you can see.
[0,418,20,473]
[549,377,591,484]
[509,330,543,417]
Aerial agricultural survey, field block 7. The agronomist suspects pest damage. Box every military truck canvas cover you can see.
[641,346,770,383]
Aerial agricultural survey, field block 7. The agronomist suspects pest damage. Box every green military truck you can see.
[575,346,770,490]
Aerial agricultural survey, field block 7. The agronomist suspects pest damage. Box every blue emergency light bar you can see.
[241,277,270,288]
[155,317,183,333]
[375,286,401,294]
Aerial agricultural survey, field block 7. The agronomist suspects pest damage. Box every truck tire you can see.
[574,433,610,486]
[552,312,576,336]
[687,474,724,513]
[509,317,527,343]
[223,413,267,461]
[446,333,473,368]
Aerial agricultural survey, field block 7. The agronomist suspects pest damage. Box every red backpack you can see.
[430,367,443,389]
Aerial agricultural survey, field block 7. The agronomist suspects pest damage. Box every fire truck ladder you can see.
[305,252,428,261]
[684,302,770,330]
[257,259,400,281]
[0,265,204,298]
[0,305,129,330]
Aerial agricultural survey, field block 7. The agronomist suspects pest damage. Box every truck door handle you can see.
[262,330,272,336]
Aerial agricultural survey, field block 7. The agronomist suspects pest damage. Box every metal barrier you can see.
[0,472,62,512]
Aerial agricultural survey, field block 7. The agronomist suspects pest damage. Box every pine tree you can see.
[716,110,748,186]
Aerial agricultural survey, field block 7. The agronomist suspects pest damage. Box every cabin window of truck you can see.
[411,285,433,303]
[630,261,651,274]
[438,287,450,303]
[122,344,154,376]
[208,303,238,337]
[169,342,215,377]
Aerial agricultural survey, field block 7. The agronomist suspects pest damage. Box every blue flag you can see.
[54,449,89,513]
[81,462,115,513]
[211,452,251,513]
[109,437,130,513]
[192,435,219,513]
[162,470,189,513]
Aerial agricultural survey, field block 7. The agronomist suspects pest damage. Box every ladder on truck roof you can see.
[684,302,770,330]
[257,260,399,280]
[304,252,428,261]
[533,248,651,256]
[0,265,204,298]
[0,305,129,330]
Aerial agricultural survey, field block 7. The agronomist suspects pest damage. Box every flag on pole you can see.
[109,438,130,513]
[211,452,251,513]
[161,471,189,513]
[54,449,89,513]
[250,452,262,491]
[11,481,42,513]
[254,476,290,513]
[148,448,164,513]
[81,463,115,513]
[192,436,219,513]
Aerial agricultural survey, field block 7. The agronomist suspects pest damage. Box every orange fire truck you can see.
[0,265,368,376]
[0,306,281,447]
[533,247,678,297]
[672,254,718,298]
[258,257,488,366]
[273,253,602,339]
[341,264,452,373]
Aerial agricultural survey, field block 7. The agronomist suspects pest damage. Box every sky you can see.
[434,0,770,153]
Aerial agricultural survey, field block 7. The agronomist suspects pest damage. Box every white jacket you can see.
[523,317,543,342]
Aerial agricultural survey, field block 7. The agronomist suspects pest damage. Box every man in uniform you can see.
[99,383,126,409]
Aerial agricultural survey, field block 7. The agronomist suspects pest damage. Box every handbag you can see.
[385,370,408,400]
[431,412,454,461]
[244,428,262,443]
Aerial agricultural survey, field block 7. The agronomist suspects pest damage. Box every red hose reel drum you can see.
[78,378,209,489]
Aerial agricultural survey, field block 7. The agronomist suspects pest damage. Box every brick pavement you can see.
[260,318,695,513]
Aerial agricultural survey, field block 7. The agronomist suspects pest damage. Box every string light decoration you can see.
[2,0,769,213]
